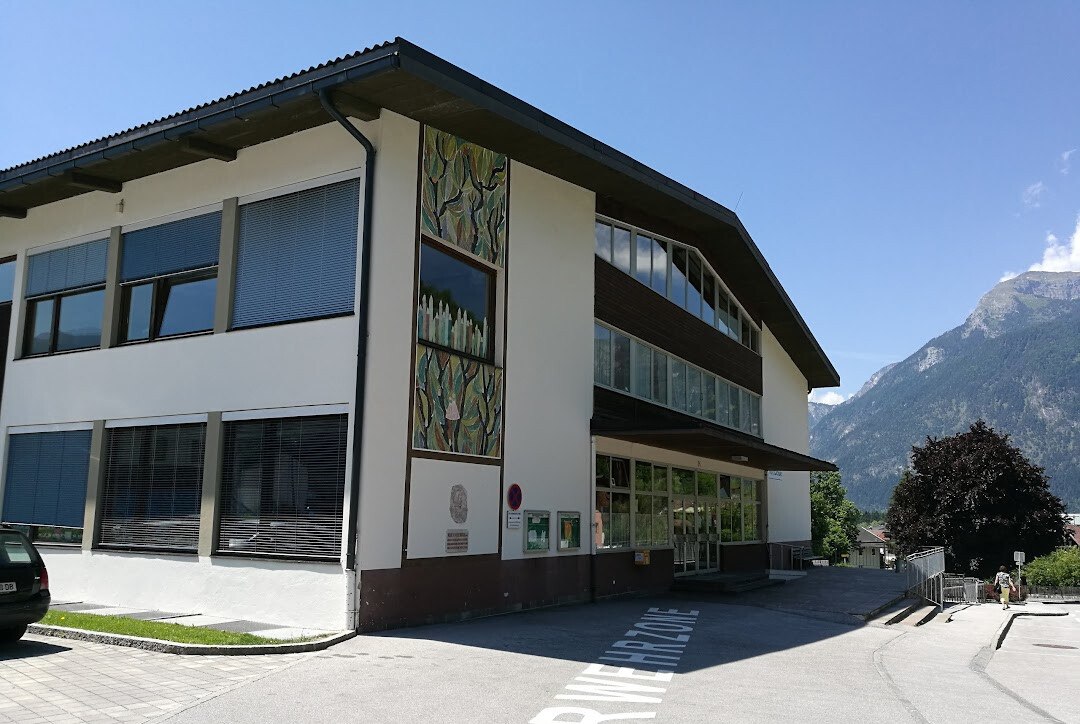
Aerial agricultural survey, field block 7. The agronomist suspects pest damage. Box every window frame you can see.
[416,235,499,365]
[22,283,106,357]
[118,266,218,345]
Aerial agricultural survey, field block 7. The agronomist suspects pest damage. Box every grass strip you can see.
[40,611,309,646]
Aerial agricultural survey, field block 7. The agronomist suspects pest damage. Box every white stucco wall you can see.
[500,163,595,561]
[406,458,501,558]
[354,112,419,572]
[0,118,420,630]
[761,324,812,542]
[39,549,345,630]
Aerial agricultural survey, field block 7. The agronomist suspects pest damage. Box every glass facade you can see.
[595,217,761,354]
[594,321,763,437]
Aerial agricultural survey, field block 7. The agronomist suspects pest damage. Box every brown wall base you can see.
[359,550,675,632]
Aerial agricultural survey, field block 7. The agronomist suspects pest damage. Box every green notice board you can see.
[558,511,581,551]
[525,510,550,552]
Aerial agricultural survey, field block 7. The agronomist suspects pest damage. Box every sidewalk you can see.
[876,602,1073,723]
[48,600,337,641]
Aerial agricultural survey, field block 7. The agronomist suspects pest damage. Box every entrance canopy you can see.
[592,423,837,472]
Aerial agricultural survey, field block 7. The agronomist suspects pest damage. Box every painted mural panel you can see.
[420,126,508,267]
[414,344,504,457]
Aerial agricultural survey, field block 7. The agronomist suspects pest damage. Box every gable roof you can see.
[0,38,839,388]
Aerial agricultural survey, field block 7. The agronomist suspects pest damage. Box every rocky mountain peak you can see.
[963,271,1080,339]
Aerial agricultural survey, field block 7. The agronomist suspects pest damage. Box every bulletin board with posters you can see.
[557,511,581,551]
[524,510,550,553]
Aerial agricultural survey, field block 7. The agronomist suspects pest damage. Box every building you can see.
[847,527,887,569]
[0,39,839,632]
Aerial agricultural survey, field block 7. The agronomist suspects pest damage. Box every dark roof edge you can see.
[1,37,838,388]
[0,40,405,185]
[392,40,839,388]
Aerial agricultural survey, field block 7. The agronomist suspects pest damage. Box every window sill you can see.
[212,550,341,564]
[17,344,101,361]
[229,310,355,333]
[116,329,214,347]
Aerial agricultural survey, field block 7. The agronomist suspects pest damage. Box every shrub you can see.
[1024,547,1080,587]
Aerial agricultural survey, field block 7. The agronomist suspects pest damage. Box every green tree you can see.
[1024,547,1080,587]
[810,471,860,564]
[885,420,1068,578]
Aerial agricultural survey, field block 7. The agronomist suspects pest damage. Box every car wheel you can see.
[0,626,27,643]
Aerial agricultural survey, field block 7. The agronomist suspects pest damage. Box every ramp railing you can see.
[943,575,982,604]
[906,546,945,609]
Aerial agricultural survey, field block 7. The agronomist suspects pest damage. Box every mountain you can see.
[811,271,1080,512]
[808,401,836,429]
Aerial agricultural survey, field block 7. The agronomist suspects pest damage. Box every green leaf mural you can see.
[414,344,504,457]
[421,126,508,267]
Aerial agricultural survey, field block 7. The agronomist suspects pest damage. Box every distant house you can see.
[847,527,887,569]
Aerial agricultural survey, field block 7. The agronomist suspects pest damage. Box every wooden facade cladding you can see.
[594,256,763,394]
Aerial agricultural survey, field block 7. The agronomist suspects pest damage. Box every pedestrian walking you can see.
[994,565,1015,609]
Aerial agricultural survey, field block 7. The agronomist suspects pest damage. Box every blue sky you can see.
[4,2,1080,400]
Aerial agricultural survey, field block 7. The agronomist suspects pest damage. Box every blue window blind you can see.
[121,211,222,282]
[2,430,91,528]
[25,238,108,297]
[233,178,359,328]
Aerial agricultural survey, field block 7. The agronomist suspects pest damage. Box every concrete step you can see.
[895,603,940,627]
[671,572,785,594]
[868,597,918,626]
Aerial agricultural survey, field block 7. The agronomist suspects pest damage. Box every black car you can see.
[0,526,50,642]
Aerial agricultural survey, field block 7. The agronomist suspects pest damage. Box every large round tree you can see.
[886,420,1067,578]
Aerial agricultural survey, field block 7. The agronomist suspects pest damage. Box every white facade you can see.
[761,324,812,543]
[0,118,413,631]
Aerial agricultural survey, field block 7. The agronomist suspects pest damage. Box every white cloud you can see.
[1028,216,1080,273]
[1059,148,1077,175]
[999,271,1019,283]
[808,390,849,405]
[1022,181,1047,209]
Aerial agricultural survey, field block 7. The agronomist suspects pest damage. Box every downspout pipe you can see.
[317,88,375,576]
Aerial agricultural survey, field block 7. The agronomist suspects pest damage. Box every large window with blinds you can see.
[98,423,206,551]
[217,414,347,559]
[119,211,221,342]
[1,430,90,545]
[23,238,108,355]
[233,178,359,329]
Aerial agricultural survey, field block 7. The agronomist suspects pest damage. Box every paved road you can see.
[1,597,1077,723]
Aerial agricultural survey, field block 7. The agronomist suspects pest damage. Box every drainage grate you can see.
[1032,643,1077,650]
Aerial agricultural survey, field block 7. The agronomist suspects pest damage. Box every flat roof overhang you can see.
[0,38,839,389]
[593,423,837,473]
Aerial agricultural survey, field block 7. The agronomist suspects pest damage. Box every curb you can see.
[992,609,1069,650]
[861,593,911,622]
[27,624,356,656]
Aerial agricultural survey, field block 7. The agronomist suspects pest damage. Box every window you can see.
[593,322,763,436]
[0,259,15,303]
[634,462,670,546]
[717,475,763,542]
[119,211,221,342]
[23,238,108,355]
[233,178,359,328]
[594,217,761,354]
[595,455,630,549]
[98,423,206,551]
[1,430,90,544]
[218,414,347,559]
[417,240,495,360]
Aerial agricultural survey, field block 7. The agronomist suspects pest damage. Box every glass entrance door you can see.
[673,468,721,576]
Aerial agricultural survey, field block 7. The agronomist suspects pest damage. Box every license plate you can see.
[0,582,15,593]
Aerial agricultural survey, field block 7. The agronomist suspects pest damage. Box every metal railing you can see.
[768,542,817,571]
[906,546,945,609]
[943,575,983,604]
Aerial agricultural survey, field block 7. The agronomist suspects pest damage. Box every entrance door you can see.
[673,468,721,576]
